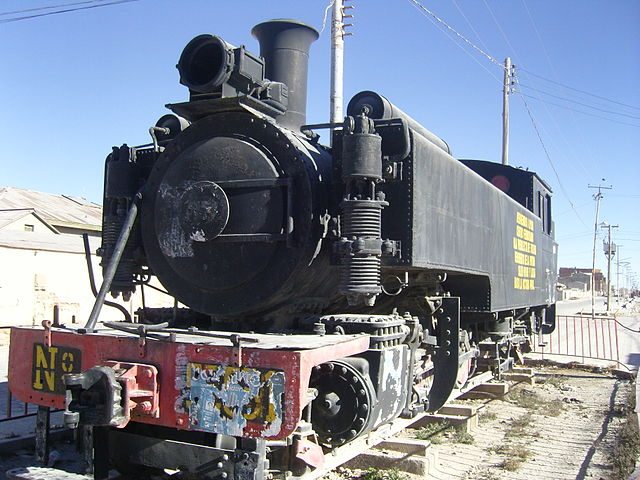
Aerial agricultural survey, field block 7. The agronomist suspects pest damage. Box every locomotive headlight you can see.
[177,34,267,96]
[177,34,235,93]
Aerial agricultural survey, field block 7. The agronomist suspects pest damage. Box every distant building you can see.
[0,186,102,236]
[0,187,168,327]
[558,267,606,293]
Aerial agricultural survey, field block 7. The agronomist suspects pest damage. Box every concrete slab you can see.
[437,404,477,417]
[419,415,477,433]
[344,450,435,476]
[376,438,431,456]
[460,381,509,399]
[502,372,536,385]
[473,382,510,395]
[512,367,535,375]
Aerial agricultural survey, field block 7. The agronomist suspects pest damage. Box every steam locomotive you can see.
[8,18,557,479]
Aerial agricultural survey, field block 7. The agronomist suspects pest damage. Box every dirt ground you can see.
[0,365,637,480]
[326,365,637,480]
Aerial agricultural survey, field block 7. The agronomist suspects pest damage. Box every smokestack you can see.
[252,19,319,130]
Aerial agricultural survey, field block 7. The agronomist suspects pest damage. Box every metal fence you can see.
[1,326,40,427]
[2,389,39,424]
[531,314,621,366]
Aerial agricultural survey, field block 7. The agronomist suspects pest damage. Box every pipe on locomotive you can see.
[252,19,319,130]
[347,91,451,154]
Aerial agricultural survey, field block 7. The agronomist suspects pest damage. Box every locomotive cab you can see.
[460,158,554,237]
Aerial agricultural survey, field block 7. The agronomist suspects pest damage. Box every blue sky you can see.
[1,0,638,288]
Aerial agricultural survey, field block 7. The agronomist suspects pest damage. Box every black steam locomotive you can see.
[8,18,557,480]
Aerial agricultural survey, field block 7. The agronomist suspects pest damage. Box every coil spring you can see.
[339,256,381,293]
[101,218,121,272]
[341,200,383,237]
[102,213,135,297]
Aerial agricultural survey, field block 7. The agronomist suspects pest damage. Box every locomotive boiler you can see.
[8,18,557,480]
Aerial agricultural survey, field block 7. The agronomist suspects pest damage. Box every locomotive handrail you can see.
[103,321,175,341]
[170,326,260,343]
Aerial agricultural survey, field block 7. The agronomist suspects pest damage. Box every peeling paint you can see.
[157,183,195,258]
[190,229,207,242]
[174,344,190,413]
[377,347,406,425]
[186,363,285,437]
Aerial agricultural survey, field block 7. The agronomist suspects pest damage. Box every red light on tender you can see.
[491,175,510,192]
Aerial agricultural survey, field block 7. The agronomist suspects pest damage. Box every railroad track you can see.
[3,368,531,480]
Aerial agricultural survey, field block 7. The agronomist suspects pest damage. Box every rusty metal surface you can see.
[104,361,160,422]
[8,326,369,440]
[20,325,368,350]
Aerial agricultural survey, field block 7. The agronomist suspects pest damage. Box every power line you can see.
[518,84,640,120]
[407,0,640,127]
[555,200,594,217]
[482,0,579,164]
[513,75,589,229]
[482,0,519,61]
[557,232,595,240]
[520,0,558,83]
[515,75,594,184]
[520,68,640,111]
[406,0,640,119]
[516,1,601,185]
[450,0,492,55]
[0,0,111,17]
[517,92,640,128]
[407,0,503,84]
[405,0,505,69]
[0,0,140,24]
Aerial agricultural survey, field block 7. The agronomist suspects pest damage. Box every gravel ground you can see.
[327,365,635,480]
[434,369,631,479]
[0,366,635,480]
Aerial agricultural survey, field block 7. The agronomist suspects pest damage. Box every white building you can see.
[0,187,170,327]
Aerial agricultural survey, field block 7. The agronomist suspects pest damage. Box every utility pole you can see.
[616,245,624,303]
[588,182,612,318]
[501,57,512,166]
[330,0,353,143]
[600,222,618,313]
[330,0,344,130]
